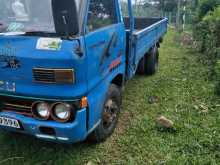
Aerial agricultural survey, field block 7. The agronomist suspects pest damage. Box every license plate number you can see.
[0,117,20,129]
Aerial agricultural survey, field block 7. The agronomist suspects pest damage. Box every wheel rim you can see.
[102,99,119,130]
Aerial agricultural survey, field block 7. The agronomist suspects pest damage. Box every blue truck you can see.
[0,0,168,143]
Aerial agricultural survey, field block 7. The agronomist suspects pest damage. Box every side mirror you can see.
[52,0,79,37]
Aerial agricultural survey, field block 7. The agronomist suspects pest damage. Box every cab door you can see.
[84,0,126,130]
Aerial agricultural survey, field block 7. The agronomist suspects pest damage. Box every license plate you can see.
[0,117,21,129]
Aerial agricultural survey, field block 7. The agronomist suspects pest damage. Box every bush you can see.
[193,2,220,94]
[193,6,220,61]
[215,60,220,93]
[196,0,220,22]
[202,6,220,56]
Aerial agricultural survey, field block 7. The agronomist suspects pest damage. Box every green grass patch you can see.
[0,30,219,165]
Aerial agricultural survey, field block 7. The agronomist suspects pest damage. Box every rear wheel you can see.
[88,84,122,143]
[145,45,159,75]
[136,45,159,75]
[136,56,146,75]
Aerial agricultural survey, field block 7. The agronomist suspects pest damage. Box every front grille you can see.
[33,68,74,84]
[3,103,32,117]
[0,96,33,117]
[33,68,56,83]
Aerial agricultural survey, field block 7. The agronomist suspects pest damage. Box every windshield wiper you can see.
[0,32,26,36]
[0,31,57,37]
[24,31,57,37]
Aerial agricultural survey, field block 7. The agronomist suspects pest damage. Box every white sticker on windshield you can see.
[36,38,62,51]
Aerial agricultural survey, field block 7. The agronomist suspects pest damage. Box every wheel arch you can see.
[111,74,124,88]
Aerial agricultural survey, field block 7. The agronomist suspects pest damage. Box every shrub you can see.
[203,6,220,57]
[195,0,220,22]
[193,3,220,94]
[193,6,220,56]
[215,60,220,93]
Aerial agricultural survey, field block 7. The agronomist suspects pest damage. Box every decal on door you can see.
[109,56,122,72]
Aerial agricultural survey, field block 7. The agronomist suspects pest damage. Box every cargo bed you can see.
[124,17,168,78]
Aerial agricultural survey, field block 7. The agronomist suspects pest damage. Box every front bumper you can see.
[0,108,88,143]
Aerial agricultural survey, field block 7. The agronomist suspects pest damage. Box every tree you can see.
[156,0,178,12]
[196,0,220,21]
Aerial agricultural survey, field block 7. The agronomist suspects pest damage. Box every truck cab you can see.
[0,0,167,143]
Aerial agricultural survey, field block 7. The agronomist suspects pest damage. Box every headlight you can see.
[51,103,73,122]
[32,102,50,120]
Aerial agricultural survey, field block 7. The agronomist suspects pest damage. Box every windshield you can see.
[0,0,82,34]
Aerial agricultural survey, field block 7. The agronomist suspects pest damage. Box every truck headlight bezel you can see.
[51,103,73,123]
[32,102,51,120]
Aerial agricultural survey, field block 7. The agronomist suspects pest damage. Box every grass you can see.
[0,30,220,165]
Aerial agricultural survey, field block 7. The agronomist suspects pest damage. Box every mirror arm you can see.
[62,15,70,39]
[74,39,84,57]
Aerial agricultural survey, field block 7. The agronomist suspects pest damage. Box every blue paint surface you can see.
[0,0,168,143]
[0,109,87,143]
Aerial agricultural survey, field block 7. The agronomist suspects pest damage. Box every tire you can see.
[88,84,122,143]
[136,45,159,75]
[136,56,146,75]
[145,46,159,75]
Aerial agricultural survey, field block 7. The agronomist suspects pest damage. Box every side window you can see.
[119,0,128,17]
[87,0,117,32]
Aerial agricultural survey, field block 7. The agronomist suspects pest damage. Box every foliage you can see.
[215,60,220,92]
[156,0,178,12]
[195,6,220,55]
[120,0,162,17]
[195,0,220,22]
[193,2,220,91]
[203,6,220,53]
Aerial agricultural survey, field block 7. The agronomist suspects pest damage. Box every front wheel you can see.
[88,84,122,143]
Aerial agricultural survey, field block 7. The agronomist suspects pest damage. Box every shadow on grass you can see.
[0,130,96,148]
[0,130,99,164]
